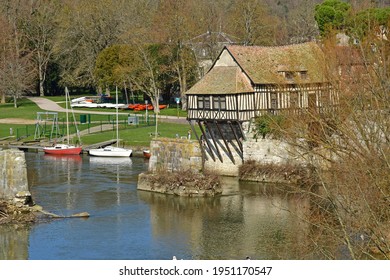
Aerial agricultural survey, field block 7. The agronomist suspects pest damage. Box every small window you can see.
[285,72,294,80]
[220,96,226,109]
[213,96,226,110]
[213,97,219,109]
[197,96,204,108]
[290,92,299,108]
[204,96,210,109]
[271,92,278,109]
[300,71,308,79]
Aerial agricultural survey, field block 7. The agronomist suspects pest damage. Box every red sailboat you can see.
[43,87,82,155]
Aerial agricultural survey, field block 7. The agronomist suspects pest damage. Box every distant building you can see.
[185,31,238,77]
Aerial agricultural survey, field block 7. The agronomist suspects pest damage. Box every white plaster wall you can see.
[214,49,238,67]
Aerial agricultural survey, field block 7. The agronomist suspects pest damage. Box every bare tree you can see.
[55,0,132,89]
[226,0,282,46]
[151,0,199,110]
[0,1,35,106]
[21,0,61,96]
[0,39,35,108]
[262,35,390,259]
[287,0,320,43]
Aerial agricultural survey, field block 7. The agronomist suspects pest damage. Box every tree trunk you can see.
[13,95,17,108]
[39,64,45,96]
[1,92,5,104]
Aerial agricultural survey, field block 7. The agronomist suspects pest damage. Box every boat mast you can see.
[116,86,119,148]
[65,87,69,145]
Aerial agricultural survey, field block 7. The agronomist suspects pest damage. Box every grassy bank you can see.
[81,122,195,147]
[1,98,195,147]
[0,99,40,120]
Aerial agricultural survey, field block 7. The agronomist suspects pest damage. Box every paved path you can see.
[27,97,188,124]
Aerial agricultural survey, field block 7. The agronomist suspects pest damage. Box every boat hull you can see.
[89,146,132,157]
[143,150,151,159]
[43,145,82,155]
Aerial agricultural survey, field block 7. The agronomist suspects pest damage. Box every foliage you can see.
[280,36,390,259]
[252,114,285,139]
[314,0,351,35]
[94,45,123,88]
[349,7,390,39]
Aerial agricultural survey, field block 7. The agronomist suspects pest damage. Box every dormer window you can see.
[300,71,308,79]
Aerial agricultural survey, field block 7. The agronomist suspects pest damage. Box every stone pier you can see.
[0,149,31,204]
[148,138,202,172]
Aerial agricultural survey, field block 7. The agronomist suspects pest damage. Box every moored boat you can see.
[43,144,82,155]
[143,149,151,159]
[89,146,132,157]
[88,86,132,158]
[43,87,82,155]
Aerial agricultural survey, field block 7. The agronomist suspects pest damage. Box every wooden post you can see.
[215,121,235,164]
[204,121,223,162]
[198,120,216,162]
[228,121,243,154]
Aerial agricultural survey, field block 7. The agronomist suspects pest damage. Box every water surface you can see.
[1,152,305,260]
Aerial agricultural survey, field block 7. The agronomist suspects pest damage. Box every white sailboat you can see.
[89,87,132,157]
[43,87,82,155]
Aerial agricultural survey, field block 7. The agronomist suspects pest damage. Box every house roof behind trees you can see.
[226,42,328,84]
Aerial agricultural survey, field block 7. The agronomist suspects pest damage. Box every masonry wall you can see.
[147,122,307,178]
[204,150,242,176]
[0,149,29,200]
[148,138,203,172]
[242,121,305,166]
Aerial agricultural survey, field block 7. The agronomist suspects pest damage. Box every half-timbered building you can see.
[186,42,338,165]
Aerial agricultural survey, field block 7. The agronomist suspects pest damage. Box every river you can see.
[0,152,308,260]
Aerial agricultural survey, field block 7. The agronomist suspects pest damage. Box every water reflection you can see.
[0,225,29,260]
[138,179,307,260]
[1,152,310,260]
[89,156,132,203]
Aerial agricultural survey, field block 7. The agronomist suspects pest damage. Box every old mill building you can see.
[185,42,338,168]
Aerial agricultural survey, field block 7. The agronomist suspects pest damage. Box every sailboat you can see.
[89,87,132,157]
[43,87,82,155]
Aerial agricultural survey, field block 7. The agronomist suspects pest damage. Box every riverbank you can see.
[0,200,37,224]
[138,170,222,196]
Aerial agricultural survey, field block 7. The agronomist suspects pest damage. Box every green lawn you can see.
[81,122,196,147]
[0,97,187,119]
[0,99,41,120]
[0,124,32,140]
[0,97,192,146]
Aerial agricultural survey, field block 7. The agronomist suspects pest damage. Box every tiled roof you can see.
[186,66,254,95]
[227,42,327,84]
